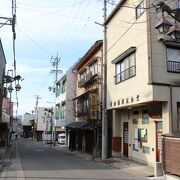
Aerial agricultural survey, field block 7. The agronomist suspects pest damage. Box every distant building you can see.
[22,113,35,138]
[35,107,50,141]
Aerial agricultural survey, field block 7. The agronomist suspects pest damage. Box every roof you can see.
[73,40,103,72]
[104,0,127,25]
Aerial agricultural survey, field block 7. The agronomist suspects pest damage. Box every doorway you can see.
[123,122,128,157]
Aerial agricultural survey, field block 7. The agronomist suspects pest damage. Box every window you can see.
[89,63,97,76]
[77,97,89,116]
[167,48,180,72]
[142,110,149,124]
[115,53,136,83]
[143,146,150,154]
[138,128,147,142]
[80,71,86,80]
[177,0,180,8]
[61,81,66,94]
[136,1,145,19]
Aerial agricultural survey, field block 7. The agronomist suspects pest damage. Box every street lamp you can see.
[155,18,172,34]
[155,1,180,40]
[3,70,23,142]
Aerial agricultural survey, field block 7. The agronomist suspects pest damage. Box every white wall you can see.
[37,107,48,131]
[106,0,153,110]
[22,113,35,126]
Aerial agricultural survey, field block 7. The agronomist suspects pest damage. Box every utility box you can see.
[154,162,163,177]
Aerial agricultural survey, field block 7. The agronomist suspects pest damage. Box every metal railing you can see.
[167,61,180,73]
[115,66,136,84]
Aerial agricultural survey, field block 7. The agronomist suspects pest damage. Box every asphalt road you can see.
[0,138,152,180]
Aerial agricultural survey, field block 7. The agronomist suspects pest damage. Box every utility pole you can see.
[34,95,41,139]
[49,54,63,146]
[102,0,108,160]
[101,0,116,160]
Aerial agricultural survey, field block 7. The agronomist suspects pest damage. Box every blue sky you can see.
[0,0,116,115]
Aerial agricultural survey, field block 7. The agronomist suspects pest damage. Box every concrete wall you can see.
[66,66,77,125]
[37,107,47,131]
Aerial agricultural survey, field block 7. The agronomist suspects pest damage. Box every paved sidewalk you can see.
[0,144,12,177]
[54,144,155,179]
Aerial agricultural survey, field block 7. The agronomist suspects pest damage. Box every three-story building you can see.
[105,0,180,168]
[55,66,76,145]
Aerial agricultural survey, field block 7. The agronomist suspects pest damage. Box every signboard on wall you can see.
[134,128,138,150]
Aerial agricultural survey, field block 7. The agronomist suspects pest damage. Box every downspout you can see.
[146,0,153,84]
[169,85,173,133]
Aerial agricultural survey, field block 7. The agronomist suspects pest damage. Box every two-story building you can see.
[105,0,180,170]
[55,66,76,144]
[66,40,103,156]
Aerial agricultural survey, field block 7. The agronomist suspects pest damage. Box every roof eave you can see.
[104,0,127,25]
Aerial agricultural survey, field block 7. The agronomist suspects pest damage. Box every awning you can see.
[66,121,92,130]
[111,47,136,64]
[81,122,93,130]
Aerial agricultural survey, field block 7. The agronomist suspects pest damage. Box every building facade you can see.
[0,39,6,147]
[55,66,77,144]
[66,40,103,156]
[106,0,180,168]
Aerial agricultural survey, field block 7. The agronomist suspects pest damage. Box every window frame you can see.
[89,62,97,76]
[166,47,180,73]
[136,1,145,19]
[115,52,136,84]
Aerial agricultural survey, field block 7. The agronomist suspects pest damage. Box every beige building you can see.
[106,0,180,167]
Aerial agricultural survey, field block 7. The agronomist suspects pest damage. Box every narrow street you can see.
[0,138,153,180]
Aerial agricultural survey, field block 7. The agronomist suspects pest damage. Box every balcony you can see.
[78,72,97,87]
[167,61,180,73]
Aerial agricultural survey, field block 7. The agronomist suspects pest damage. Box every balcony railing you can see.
[115,66,136,84]
[78,71,97,87]
[167,61,180,73]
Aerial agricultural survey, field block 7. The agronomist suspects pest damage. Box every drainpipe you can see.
[146,0,153,84]
[169,85,173,133]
